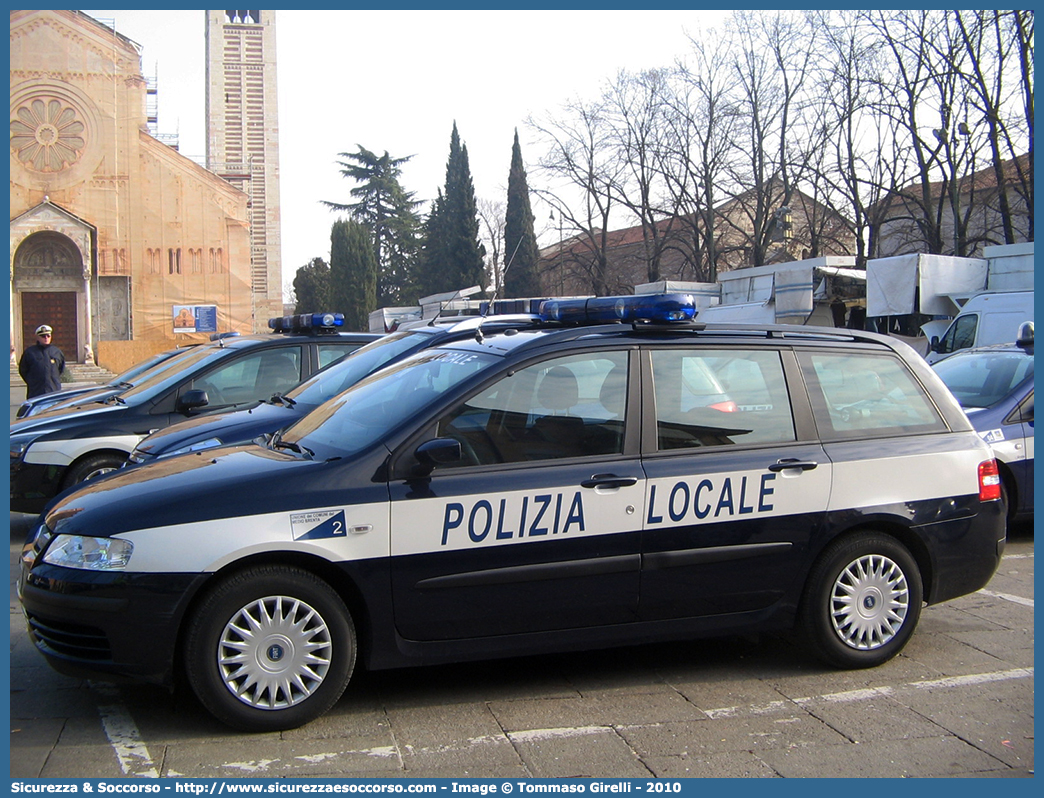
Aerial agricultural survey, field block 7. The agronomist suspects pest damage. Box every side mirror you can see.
[929,336,940,353]
[176,389,210,414]
[413,437,462,475]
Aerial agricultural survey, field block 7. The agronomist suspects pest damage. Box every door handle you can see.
[768,459,818,472]
[581,474,639,489]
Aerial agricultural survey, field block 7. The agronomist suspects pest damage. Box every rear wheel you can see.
[183,565,356,731]
[800,533,922,669]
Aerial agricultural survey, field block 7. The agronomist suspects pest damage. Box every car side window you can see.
[435,351,628,466]
[803,352,945,438]
[650,349,795,450]
[190,347,302,405]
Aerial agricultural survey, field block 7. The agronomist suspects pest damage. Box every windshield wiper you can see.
[271,433,313,458]
[269,392,297,407]
[103,394,126,405]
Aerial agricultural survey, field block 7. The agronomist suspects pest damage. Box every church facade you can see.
[10,9,253,372]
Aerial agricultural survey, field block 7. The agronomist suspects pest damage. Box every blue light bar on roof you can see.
[539,293,698,325]
[268,312,345,333]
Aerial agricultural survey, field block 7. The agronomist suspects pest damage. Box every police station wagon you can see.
[18,294,1006,732]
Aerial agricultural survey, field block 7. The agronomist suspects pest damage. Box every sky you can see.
[82,9,731,298]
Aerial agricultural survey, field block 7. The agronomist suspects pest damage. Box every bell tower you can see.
[205,10,282,329]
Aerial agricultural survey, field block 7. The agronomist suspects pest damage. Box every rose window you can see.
[10,98,86,172]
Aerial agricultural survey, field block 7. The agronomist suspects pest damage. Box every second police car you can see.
[126,314,549,465]
[18,294,1006,732]
[10,314,374,514]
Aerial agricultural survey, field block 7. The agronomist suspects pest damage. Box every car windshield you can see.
[933,349,1034,409]
[281,347,496,460]
[110,347,191,386]
[112,344,234,403]
[284,329,439,407]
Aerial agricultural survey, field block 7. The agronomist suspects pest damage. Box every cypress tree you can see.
[503,130,543,298]
[418,123,487,296]
[329,219,377,331]
[292,257,332,313]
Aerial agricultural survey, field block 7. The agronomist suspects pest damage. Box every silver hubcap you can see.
[83,466,118,482]
[830,554,909,650]
[218,595,333,710]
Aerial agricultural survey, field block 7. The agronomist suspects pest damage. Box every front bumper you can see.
[18,560,209,685]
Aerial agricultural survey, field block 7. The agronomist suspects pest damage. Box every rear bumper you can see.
[921,497,1007,605]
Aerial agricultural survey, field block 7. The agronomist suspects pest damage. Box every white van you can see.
[925,290,1034,364]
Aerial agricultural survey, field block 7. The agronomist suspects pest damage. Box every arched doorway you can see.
[13,230,85,363]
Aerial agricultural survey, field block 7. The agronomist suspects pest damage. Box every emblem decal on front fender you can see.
[291,509,347,540]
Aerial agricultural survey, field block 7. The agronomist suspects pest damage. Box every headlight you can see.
[42,535,133,571]
[10,433,39,461]
[167,437,223,457]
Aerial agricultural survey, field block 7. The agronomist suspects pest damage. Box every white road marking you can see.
[704,667,1033,720]
[90,682,159,778]
[507,725,613,743]
[979,589,1034,608]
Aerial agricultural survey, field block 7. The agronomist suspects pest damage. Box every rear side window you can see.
[318,342,364,369]
[802,352,945,439]
[650,349,795,450]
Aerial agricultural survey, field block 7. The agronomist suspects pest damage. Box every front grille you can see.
[27,613,113,661]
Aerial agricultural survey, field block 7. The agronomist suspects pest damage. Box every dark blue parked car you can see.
[127,314,543,465]
[933,324,1034,522]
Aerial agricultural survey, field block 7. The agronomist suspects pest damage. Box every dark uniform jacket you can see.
[19,343,65,398]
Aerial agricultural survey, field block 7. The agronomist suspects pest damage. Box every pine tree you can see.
[503,130,543,298]
[329,220,377,331]
[418,123,487,296]
[322,146,422,306]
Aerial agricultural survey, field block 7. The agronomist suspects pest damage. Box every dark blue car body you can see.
[933,339,1034,521]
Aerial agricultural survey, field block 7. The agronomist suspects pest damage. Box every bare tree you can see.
[602,68,682,282]
[477,198,506,297]
[663,26,742,281]
[953,10,1034,245]
[721,11,822,267]
[529,96,628,295]
[525,9,1033,292]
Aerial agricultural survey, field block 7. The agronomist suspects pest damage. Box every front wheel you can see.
[63,452,126,489]
[183,565,356,731]
[800,533,922,669]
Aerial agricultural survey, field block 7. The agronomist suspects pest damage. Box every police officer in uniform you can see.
[19,324,65,399]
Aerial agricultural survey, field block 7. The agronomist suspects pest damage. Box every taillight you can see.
[979,459,1002,502]
[709,400,739,413]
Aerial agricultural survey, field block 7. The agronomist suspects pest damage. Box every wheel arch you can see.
[810,518,934,608]
[60,448,132,489]
[171,549,374,687]
[995,458,1019,520]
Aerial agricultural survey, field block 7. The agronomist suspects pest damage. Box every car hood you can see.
[43,442,389,539]
[134,401,303,457]
[11,400,122,433]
